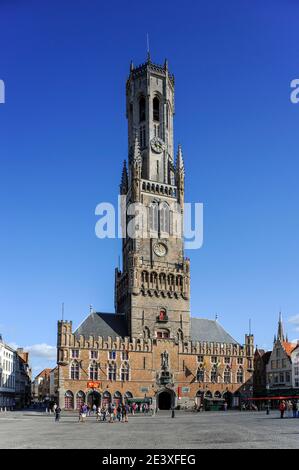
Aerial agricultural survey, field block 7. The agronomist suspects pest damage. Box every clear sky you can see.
[0,0,299,374]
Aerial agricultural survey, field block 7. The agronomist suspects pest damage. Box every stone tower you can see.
[115,55,191,340]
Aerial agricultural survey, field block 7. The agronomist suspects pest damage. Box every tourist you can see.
[96,405,101,422]
[223,401,228,411]
[92,403,97,415]
[55,406,61,422]
[287,400,292,418]
[279,400,286,419]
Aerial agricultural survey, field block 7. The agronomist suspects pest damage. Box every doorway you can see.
[158,390,174,410]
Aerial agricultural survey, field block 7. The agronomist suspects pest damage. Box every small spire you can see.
[274,334,277,343]
[176,144,185,174]
[120,159,128,194]
[164,58,168,70]
[146,33,151,62]
[277,311,285,342]
[215,313,218,321]
[130,60,134,72]
[132,131,142,165]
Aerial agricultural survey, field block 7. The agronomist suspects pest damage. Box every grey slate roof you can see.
[74,312,239,345]
[191,318,239,345]
[74,312,128,339]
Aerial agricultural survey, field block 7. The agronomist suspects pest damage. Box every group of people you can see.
[77,401,153,423]
[279,400,299,418]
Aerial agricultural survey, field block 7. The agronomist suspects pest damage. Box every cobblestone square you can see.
[0,410,299,449]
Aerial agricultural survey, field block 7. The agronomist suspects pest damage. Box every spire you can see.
[146,33,151,63]
[132,131,142,166]
[176,144,184,174]
[120,160,128,194]
[277,312,285,342]
[274,334,277,343]
[130,60,134,72]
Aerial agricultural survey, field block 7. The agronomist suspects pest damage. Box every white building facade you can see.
[0,336,16,408]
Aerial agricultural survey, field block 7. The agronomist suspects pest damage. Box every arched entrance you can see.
[87,390,101,408]
[157,389,175,410]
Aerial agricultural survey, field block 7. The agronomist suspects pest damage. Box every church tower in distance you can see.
[115,55,191,340]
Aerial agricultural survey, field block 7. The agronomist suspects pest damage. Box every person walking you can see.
[96,405,101,422]
[223,401,228,412]
[279,400,286,419]
[287,400,292,418]
[55,406,61,422]
[296,400,299,418]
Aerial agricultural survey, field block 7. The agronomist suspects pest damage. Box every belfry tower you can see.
[115,56,191,340]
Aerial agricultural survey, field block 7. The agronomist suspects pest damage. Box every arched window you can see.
[150,271,158,288]
[89,361,98,380]
[237,367,244,384]
[223,366,231,384]
[149,202,158,232]
[120,362,130,381]
[156,329,170,339]
[102,390,111,406]
[210,365,218,383]
[124,391,133,399]
[153,97,160,122]
[177,329,184,341]
[108,362,117,381]
[197,367,205,382]
[139,96,146,122]
[141,271,149,287]
[214,391,221,398]
[113,391,122,406]
[76,390,85,409]
[159,273,166,290]
[159,202,170,233]
[70,361,79,380]
[143,326,150,339]
[64,390,74,409]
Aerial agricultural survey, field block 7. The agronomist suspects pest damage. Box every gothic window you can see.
[139,96,146,122]
[150,271,158,288]
[223,366,231,384]
[64,390,74,409]
[120,362,130,381]
[143,327,150,339]
[121,351,129,361]
[159,202,170,233]
[141,270,149,287]
[197,367,205,382]
[210,365,218,383]
[89,361,99,380]
[108,362,117,381]
[70,361,79,380]
[153,97,160,122]
[157,330,170,339]
[237,367,244,384]
[139,125,146,148]
[159,273,166,290]
[90,350,98,359]
[149,202,158,232]
[76,391,85,409]
[168,274,174,291]
[109,351,116,360]
[177,329,184,341]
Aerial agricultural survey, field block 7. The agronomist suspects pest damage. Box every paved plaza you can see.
[0,410,299,449]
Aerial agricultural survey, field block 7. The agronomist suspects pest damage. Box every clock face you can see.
[154,243,167,257]
[150,137,165,154]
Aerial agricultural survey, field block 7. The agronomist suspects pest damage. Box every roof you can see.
[190,318,239,345]
[35,368,51,379]
[282,341,297,357]
[74,312,128,339]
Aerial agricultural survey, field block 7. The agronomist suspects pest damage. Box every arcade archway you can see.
[157,389,175,410]
[87,390,101,408]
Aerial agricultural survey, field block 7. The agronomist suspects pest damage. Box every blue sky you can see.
[0,0,299,374]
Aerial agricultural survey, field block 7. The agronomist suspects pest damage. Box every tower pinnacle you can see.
[277,312,285,342]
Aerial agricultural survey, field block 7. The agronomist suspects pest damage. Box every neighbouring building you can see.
[0,335,31,409]
[32,368,51,405]
[253,313,299,399]
[49,366,59,402]
[57,54,254,411]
